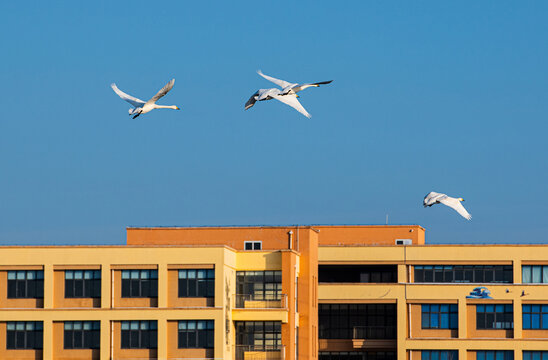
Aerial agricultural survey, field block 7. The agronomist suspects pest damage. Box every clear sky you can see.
[1,2,547,245]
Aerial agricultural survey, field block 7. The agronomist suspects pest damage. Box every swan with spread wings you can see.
[111,79,180,119]
[423,192,472,220]
[245,70,332,118]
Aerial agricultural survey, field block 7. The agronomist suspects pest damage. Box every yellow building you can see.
[0,225,548,360]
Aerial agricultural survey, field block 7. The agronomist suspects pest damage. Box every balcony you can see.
[234,294,287,309]
[352,326,397,349]
[235,345,285,360]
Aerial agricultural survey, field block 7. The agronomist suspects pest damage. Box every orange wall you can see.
[126,225,425,247]
[281,251,298,360]
[315,225,424,246]
[297,229,318,360]
[409,304,457,338]
[0,271,43,309]
[52,321,99,360]
[112,321,157,359]
[127,227,296,249]
[166,320,214,359]
[0,322,43,360]
[113,270,158,308]
[53,271,100,308]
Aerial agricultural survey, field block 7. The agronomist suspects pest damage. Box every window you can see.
[476,304,513,329]
[244,241,262,250]
[121,270,158,298]
[236,271,282,304]
[414,265,512,283]
[477,351,513,360]
[522,266,548,283]
[64,321,100,349]
[523,305,548,329]
[178,269,215,298]
[7,270,44,298]
[178,320,214,348]
[422,351,458,360]
[421,304,458,329]
[65,270,101,298]
[318,265,397,283]
[524,352,548,360]
[6,322,43,349]
[235,321,281,350]
[121,321,157,349]
[319,304,396,339]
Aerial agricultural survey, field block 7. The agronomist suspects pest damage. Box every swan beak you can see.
[296,95,300,98]
[176,106,180,110]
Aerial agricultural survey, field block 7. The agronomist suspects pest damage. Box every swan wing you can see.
[440,197,472,220]
[257,70,292,89]
[272,95,311,118]
[292,80,333,93]
[111,83,146,107]
[245,90,259,110]
[423,192,446,207]
[148,79,175,104]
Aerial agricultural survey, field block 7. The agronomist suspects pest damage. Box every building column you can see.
[397,299,407,360]
[101,264,111,309]
[514,259,522,284]
[158,263,168,308]
[514,298,522,339]
[43,264,54,309]
[398,264,408,283]
[157,318,168,359]
[42,319,53,359]
[100,319,111,360]
[458,297,467,339]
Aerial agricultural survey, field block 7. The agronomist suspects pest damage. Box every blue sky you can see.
[1,2,547,245]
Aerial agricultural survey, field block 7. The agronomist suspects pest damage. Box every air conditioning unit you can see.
[395,239,412,245]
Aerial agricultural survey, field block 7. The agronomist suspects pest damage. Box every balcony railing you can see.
[353,326,396,339]
[235,345,285,360]
[234,294,287,309]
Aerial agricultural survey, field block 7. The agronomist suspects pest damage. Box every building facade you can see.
[0,225,548,360]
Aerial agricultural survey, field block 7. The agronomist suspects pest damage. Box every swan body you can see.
[111,79,180,119]
[245,70,332,118]
[423,191,472,220]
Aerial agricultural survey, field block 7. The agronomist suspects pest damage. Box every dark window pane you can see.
[36,280,44,298]
[64,330,72,349]
[16,332,25,348]
[65,280,74,298]
[122,280,130,297]
[74,330,83,348]
[7,281,16,298]
[35,330,43,349]
[7,332,15,349]
[74,280,84,297]
[93,279,101,298]
[130,331,139,348]
[121,331,129,348]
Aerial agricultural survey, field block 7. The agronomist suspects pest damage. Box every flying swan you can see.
[423,192,472,220]
[245,70,332,118]
[111,79,180,119]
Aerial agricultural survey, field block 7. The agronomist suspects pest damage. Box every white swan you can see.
[245,88,312,118]
[111,79,180,119]
[245,70,332,118]
[423,192,472,220]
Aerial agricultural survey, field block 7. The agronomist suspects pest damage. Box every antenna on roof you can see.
[386,214,389,225]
